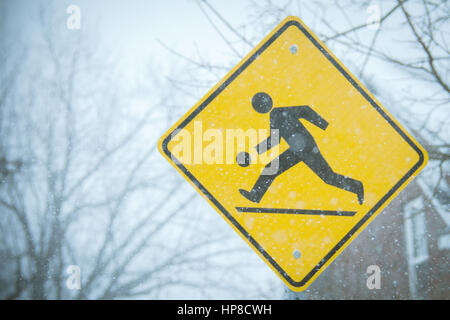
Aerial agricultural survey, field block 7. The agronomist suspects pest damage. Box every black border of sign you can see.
[161,19,425,287]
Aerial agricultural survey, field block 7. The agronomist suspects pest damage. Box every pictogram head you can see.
[252,92,273,114]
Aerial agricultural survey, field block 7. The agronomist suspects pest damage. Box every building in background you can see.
[303,149,449,299]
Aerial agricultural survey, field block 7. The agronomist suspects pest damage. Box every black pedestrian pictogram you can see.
[238,92,364,206]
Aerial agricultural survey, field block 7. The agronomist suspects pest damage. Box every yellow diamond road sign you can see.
[158,16,428,291]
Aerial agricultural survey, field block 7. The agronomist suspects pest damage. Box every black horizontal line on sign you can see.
[235,207,357,216]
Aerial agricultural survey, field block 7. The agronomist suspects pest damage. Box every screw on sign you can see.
[158,16,428,291]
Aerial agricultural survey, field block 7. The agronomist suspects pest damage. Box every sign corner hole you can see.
[289,44,298,54]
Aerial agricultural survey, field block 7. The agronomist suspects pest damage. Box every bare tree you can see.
[2,0,446,300]
[184,0,449,191]
[0,3,272,299]
[161,0,448,299]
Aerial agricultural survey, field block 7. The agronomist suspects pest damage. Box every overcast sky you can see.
[2,0,447,140]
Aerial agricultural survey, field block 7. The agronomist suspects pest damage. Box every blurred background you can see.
[0,0,448,299]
